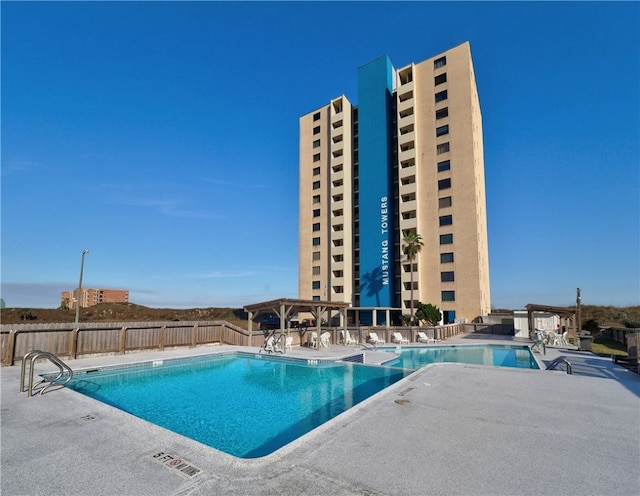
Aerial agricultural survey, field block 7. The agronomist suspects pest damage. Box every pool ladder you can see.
[546,357,573,375]
[20,350,74,397]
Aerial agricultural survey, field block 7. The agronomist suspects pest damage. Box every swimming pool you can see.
[66,353,409,458]
[378,345,539,370]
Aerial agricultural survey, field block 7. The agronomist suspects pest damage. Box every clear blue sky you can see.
[2,1,638,310]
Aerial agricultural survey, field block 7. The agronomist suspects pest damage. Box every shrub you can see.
[416,303,442,326]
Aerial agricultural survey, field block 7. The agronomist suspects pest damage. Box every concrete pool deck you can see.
[2,333,639,495]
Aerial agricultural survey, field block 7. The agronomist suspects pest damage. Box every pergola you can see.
[525,303,581,338]
[243,298,351,347]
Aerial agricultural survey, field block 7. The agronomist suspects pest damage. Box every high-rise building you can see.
[298,42,490,325]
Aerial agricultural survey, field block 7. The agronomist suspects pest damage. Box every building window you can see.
[436,107,448,120]
[313,251,321,261]
[439,196,452,209]
[398,91,413,102]
[440,252,454,263]
[437,160,451,172]
[437,142,450,154]
[312,266,321,275]
[313,167,320,176]
[313,153,321,162]
[313,195,320,204]
[401,175,416,185]
[313,139,320,148]
[438,178,451,190]
[436,125,449,137]
[312,281,321,290]
[313,223,320,232]
[442,290,455,301]
[400,141,415,152]
[313,181,320,190]
[440,233,453,245]
[435,73,447,85]
[435,90,448,103]
[439,215,453,226]
[399,68,413,85]
[313,112,321,121]
[441,271,455,282]
[399,108,414,119]
[402,210,417,220]
[312,237,320,246]
[401,158,415,168]
[313,209,320,217]
[434,56,447,69]
[400,124,414,135]
[313,126,320,135]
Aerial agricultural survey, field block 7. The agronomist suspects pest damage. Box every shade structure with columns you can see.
[244,298,351,349]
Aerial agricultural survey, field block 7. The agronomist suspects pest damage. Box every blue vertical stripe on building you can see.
[357,55,395,309]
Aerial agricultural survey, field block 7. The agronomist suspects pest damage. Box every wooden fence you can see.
[1,320,477,366]
[0,321,250,366]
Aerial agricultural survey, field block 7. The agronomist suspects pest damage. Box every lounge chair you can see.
[417,331,436,343]
[368,332,385,345]
[320,332,331,348]
[560,331,569,346]
[392,332,409,344]
[285,336,293,351]
[341,330,358,346]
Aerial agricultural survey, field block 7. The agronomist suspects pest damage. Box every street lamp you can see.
[74,249,89,324]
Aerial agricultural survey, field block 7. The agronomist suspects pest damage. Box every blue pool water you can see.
[66,354,409,458]
[379,345,539,370]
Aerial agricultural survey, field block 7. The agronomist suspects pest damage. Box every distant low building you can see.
[61,288,129,309]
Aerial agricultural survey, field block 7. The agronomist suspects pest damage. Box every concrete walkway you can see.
[2,334,639,495]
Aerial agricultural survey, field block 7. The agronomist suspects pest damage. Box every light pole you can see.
[74,249,89,324]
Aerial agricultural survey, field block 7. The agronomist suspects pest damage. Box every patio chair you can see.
[392,332,409,344]
[368,332,385,345]
[264,336,276,353]
[417,331,436,343]
[531,331,545,353]
[560,331,569,346]
[285,336,293,351]
[546,331,561,346]
[320,332,331,348]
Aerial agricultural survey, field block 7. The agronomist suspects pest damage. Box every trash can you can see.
[578,331,592,351]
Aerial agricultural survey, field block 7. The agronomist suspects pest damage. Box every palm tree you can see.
[402,231,423,325]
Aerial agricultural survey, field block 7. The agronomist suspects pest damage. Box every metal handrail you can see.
[20,350,74,397]
[546,357,573,375]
